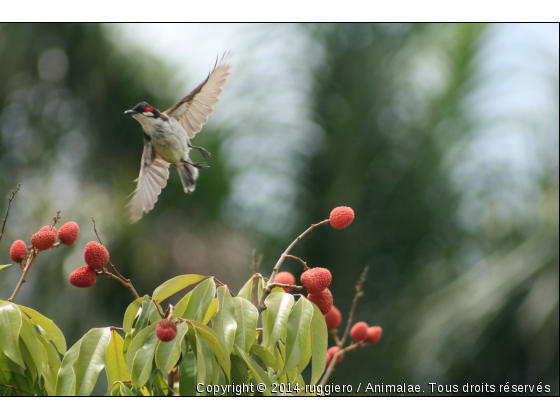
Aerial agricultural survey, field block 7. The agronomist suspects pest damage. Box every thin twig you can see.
[268,282,306,290]
[0,184,21,245]
[319,342,365,387]
[285,254,309,270]
[8,249,37,302]
[50,211,61,229]
[251,250,263,274]
[213,277,236,297]
[0,383,36,396]
[257,219,329,313]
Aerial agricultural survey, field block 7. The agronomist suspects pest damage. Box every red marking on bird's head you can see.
[144,107,154,112]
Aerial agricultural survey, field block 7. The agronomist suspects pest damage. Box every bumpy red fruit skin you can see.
[31,226,57,251]
[308,288,333,315]
[301,267,332,294]
[58,222,79,245]
[324,306,342,329]
[156,320,178,342]
[326,346,343,366]
[350,321,369,342]
[10,240,28,263]
[276,272,295,292]
[365,326,383,344]
[329,206,355,229]
[84,241,109,269]
[69,266,97,288]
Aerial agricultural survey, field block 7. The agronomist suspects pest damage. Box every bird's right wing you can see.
[164,53,232,139]
[126,140,170,223]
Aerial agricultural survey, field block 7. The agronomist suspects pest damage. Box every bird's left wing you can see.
[164,53,232,139]
[126,140,170,223]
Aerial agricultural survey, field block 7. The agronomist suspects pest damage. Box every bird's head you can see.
[124,102,161,121]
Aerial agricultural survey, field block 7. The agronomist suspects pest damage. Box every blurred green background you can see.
[0,23,558,395]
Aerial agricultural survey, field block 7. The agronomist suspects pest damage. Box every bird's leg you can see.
[181,160,211,170]
[189,145,211,158]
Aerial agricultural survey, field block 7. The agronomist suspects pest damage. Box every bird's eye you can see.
[144,107,154,112]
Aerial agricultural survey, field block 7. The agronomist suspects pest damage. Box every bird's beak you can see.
[124,110,138,115]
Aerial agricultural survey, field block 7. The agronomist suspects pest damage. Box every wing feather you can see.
[164,52,232,139]
[126,141,170,223]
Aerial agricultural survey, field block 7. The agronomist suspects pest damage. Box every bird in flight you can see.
[124,53,232,222]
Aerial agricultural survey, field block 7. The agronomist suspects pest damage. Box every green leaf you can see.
[19,316,44,379]
[309,301,328,386]
[131,331,157,388]
[105,329,130,392]
[152,274,208,303]
[178,350,196,397]
[173,290,192,318]
[190,321,231,379]
[17,304,66,354]
[126,322,159,371]
[0,352,13,384]
[238,275,263,305]
[283,297,314,374]
[36,334,61,389]
[213,286,237,354]
[202,298,218,324]
[73,327,112,396]
[155,322,188,373]
[0,302,24,367]
[250,344,280,372]
[230,354,250,395]
[123,298,142,332]
[298,329,312,372]
[19,339,38,383]
[263,293,294,349]
[186,326,208,393]
[55,340,81,396]
[233,345,272,396]
[131,296,157,339]
[232,297,258,353]
[183,278,216,322]
[0,264,11,271]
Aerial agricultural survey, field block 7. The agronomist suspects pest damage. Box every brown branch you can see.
[258,219,329,313]
[0,184,21,245]
[50,211,61,229]
[340,266,368,345]
[0,383,36,396]
[8,249,37,302]
[285,254,309,271]
[318,266,369,386]
[268,282,306,291]
[251,249,263,274]
[213,277,236,297]
[91,217,140,300]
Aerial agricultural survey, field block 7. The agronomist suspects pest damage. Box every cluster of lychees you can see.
[68,242,110,288]
[9,221,80,263]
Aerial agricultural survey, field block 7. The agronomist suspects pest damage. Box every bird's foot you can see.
[183,160,210,170]
[190,145,211,158]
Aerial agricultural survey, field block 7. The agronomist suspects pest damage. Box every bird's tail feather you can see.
[177,159,199,193]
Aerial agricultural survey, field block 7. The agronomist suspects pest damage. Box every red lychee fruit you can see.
[9,240,28,263]
[40,225,57,235]
[308,288,333,315]
[329,206,355,229]
[275,271,295,292]
[69,266,97,288]
[156,320,178,342]
[350,321,369,342]
[324,306,342,329]
[301,267,331,294]
[31,226,57,251]
[365,326,383,345]
[58,222,79,245]
[326,346,343,366]
[84,241,109,269]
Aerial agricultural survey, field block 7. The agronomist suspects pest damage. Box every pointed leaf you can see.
[232,297,258,353]
[19,316,44,377]
[186,326,208,392]
[105,329,130,391]
[250,344,280,372]
[178,350,196,397]
[183,278,216,322]
[263,293,294,349]
[283,297,314,374]
[126,322,159,371]
[213,286,237,354]
[123,298,142,332]
[131,331,157,388]
[155,322,188,373]
[55,340,81,396]
[190,320,231,379]
[17,304,66,354]
[73,327,112,396]
[309,302,328,386]
[0,302,24,367]
[202,298,218,324]
[0,264,11,271]
[234,345,272,396]
[152,274,208,303]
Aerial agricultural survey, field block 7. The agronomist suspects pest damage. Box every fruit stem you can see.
[258,219,329,313]
[100,268,140,300]
[8,249,37,302]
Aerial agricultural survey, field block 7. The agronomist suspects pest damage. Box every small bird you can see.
[124,53,232,222]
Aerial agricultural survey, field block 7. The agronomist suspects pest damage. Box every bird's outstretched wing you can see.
[126,140,170,223]
[164,53,232,139]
